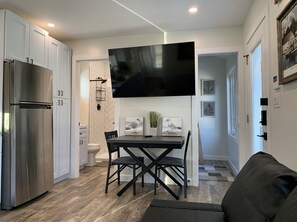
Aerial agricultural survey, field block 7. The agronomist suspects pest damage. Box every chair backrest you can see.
[104,130,118,154]
[183,130,191,161]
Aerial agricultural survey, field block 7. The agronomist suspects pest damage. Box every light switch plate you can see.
[273,92,281,108]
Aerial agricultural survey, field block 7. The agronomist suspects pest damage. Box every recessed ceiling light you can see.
[189,7,198,14]
[48,23,55,28]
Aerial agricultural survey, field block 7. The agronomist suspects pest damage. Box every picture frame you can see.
[277,0,297,84]
[124,117,144,135]
[161,117,182,137]
[201,79,215,95]
[201,101,215,117]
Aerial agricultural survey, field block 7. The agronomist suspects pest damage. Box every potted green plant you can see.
[149,111,160,136]
[149,111,160,128]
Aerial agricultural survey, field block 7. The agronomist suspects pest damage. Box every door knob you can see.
[257,132,267,141]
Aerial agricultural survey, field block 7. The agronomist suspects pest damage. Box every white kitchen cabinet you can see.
[29,25,48,67]
[79,126,88,168]
[48,37,71,99]
[3,10,48,67]
[53,98,71,183]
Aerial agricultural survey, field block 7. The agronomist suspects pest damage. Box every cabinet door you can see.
[49,38,60,97]
[30,25,48,67]
[58,99,71,176]
[53,98,71,181]
[60,44,71,99]
[4,10,29,62]
[53,98,60,179]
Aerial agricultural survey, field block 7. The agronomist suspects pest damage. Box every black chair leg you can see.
[142,164,144,187]
[105,162,111,193]
[117,164,120,185]
[184,166,187,198]
[133,165,136,195]
[154,165,158,195]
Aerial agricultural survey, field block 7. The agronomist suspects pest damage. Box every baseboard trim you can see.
[228,160,239,175]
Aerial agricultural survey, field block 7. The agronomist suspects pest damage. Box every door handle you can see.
[61,100,63,106]
[61,90,63,96]
[58,100,60,105]
[257,132,267,141]
[58,90,60,96]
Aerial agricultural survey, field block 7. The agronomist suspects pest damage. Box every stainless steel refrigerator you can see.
[2,60,53,210]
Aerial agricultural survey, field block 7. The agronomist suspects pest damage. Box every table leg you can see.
[117,147,181,200]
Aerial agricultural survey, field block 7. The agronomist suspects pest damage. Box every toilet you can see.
[86,143,100,166]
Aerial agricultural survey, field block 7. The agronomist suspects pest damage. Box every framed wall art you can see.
[124,117,144,135]
[201,101,215,117]
[201,79,215,95]
[277,0,297,84]
[161,117,182,136]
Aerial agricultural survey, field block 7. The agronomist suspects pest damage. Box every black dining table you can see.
[106,135,185,200]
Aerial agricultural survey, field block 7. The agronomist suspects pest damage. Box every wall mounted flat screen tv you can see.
[108,41,195,98]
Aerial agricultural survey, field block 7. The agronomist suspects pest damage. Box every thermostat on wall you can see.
[273,75,280,90]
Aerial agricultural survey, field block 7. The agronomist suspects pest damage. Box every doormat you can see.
[199,164,234,182]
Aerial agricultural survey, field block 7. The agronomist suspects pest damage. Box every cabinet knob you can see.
[26,57,29,63]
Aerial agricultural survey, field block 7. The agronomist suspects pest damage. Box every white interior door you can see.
[246,18,269,156]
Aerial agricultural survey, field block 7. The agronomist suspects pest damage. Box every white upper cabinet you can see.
[4,10,29,62]
[48,37,71,99]
[29,25,48,67]
[48,37,60,97]
[60,43,71,99]
[4,10,48,67]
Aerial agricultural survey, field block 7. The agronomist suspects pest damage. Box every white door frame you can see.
[70,55,109,178]
[245,5,270,160]
[197,46,245,171]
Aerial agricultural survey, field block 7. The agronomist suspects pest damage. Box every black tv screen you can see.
[108,41,195,98]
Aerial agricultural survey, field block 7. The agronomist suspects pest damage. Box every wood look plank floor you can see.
[0,164,232,222]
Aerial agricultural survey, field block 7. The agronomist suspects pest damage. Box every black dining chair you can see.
[104,130,144,195]
[154,130,191,198]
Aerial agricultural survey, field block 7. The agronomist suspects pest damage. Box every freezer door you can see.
[6,60,52,104]
[11,105,53,207]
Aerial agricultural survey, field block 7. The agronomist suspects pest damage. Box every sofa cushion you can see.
[222,152,297,222]
[141,207,225,222]
[273,187,297,222]
[150,199,222,212]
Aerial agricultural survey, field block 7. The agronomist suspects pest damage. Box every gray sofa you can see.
[141,152,297,222]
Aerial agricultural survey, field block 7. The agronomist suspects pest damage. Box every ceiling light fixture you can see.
[189,7,198,14]
[48,23,55,28]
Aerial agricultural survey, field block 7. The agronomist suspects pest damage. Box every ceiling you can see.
[0,0,254,41]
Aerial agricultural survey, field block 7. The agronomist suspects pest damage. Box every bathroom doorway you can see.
[79,60,115,161]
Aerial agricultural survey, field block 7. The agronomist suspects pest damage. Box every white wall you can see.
[66,27,244,184]
[243,0,297,171]
[198,56,228,160]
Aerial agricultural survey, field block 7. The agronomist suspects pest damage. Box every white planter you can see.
[149,127,158,136]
